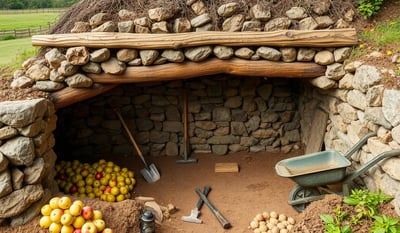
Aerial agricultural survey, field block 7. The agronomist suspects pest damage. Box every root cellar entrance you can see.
[52,75,313,232]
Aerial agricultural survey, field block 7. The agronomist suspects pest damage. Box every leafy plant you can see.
[357,0,384,19]
[371,215,400,233]
[344,189,393,223]
[320,206,353,233]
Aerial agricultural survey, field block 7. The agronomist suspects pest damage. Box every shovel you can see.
[114,109,160,183]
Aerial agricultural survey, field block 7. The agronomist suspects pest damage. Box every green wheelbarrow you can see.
[275,132,400,212]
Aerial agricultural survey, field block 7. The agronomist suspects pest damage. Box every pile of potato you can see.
[249,211,296,233]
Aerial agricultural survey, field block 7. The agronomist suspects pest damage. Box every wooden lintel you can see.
[87,58,326,83]
[50,84,118,109]
[32,29,358,49]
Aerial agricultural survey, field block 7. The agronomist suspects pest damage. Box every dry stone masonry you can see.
[0,99,58,226]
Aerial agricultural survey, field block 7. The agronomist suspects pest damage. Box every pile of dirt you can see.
[292,194,399,233]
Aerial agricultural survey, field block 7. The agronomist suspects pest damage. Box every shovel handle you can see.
[114,108,148,168]
[195,188,231,229]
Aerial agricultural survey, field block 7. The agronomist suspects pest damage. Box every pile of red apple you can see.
[55,159,135,202]
[39,196,114,233]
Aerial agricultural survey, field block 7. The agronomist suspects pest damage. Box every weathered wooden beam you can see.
[87,58,326,83]
[50,84,118,109]
[32,29,357,49]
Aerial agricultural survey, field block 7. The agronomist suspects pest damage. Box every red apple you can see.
[73,229,82,233]
[95,172,103,180]
[81,206,94,220]
[58,172,66,180]
[69,185,78,194]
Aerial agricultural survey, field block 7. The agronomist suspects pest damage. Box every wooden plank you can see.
[32,29,358,49]
[88,58,326,83]
[50,84,118,109]
[215,163,239,173]
[305,108,328,154]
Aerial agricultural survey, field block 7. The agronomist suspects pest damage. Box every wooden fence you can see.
[0,24,54,39]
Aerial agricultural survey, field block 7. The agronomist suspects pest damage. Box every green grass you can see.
[0,13,59,30]
[0,38,38,69]
[360,17,400,47]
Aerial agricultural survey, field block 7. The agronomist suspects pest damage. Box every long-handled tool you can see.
[114,109,160,183]
[195,188,231,229]
[182,186,211,224]
[177,90,197,164]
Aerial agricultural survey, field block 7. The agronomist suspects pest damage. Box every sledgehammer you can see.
[195,188,231,229]
[182,186,211,223]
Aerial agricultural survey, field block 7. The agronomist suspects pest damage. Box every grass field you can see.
[0,38,38,68]
[0,13,60,30]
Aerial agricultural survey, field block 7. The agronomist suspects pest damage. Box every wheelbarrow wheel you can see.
[289,185,321,212]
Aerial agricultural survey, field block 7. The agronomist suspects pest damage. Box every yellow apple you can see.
[72,200,84,208]
[81,222,98,233]
[92,210,102,220]
[61,225,74,233]
[49,222,62,233]
[60,212,74,226]
[81,206,94,220]
[49,197,61,209]
[58,196,72,210]
[93,219,106,232]
[110,187,119,196]
[69,203,82,216]
[116,194,125,202]
[50,209,64,223]
[41,204,53,216]
[39,215,52,228]
[73,216,85,229]
[102,228,114,233]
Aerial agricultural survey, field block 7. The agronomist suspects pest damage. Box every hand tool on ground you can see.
[182,186,211,224]
[177,89,197,164]
[195,188,231,229]
[114,108,160,183]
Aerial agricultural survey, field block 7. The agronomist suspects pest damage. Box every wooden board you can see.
[305,108,328,154]
[215,163,239,173]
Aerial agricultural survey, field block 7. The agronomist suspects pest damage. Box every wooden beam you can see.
[50,84,118,109]
[32,29,357,49]
[87,58,326,83]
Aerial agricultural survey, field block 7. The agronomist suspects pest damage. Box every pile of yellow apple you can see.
[55,159,135,202]
[39,196,114,233]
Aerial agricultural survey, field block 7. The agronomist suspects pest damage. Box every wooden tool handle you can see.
[195,188,231,229]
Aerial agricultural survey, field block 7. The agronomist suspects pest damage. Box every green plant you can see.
[344,189,393,223]
[0,35,16,41]
[320,206,353,233]
[371,215,400,233]
[357,0,384,19]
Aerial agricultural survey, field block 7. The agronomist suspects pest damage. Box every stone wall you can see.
[0,98,58,226]
[299,53,400,215]
[54,76,303,161]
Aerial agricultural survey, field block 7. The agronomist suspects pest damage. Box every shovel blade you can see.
[140,163,160,183]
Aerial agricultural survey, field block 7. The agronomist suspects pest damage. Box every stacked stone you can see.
[10,2,355,92]
[56,77,301,159]
[0,98,58,226]
[299,51,400,215]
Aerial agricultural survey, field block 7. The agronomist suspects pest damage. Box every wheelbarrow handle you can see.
[343,149,400,185]
[343,132,376,160]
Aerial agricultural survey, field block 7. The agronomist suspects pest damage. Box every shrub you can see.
[358,0,384,19]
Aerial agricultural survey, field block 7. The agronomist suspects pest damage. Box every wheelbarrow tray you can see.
[275,150,351,187]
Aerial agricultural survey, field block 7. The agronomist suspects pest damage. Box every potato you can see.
[287,217,295,225]
[277,222,285,230]
[259,224,267,232]
[254,228,261,233]
[256,213,264,221]
[270,211,278,219]
[262,211,270,220]
[280,229,288,233]
[259,221,266,226]
[271,226,280,233]
[287,225,293,231]
[267,222,274,230]
[269,218,278,225]
[250,220,259,229]
[278,214,287,222]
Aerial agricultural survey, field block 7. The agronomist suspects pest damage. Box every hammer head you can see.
[181,208,202,224]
